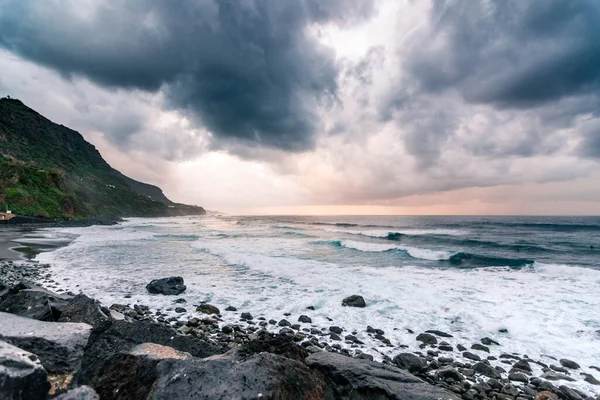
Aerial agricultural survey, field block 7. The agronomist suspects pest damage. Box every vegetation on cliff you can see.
[0,97,204,219]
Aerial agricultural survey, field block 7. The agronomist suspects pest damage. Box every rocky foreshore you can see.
[1,261,599,400]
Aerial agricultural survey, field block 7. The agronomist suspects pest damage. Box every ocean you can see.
[34,215,600,393]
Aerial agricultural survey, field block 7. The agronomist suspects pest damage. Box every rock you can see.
[457,344,467,352]
[153,352,329,399]
[145,277,186,295]
[508,372,528,382]
[501,383,519,397]
[53,386,99,400]
[487,378,503,390]
[230,335,309,362]
[472,362,502,379]
[329,326,343,335]
[425,330,453,338]
[58,294,112,333]
[550,364,569,373]
[535,392,559,400]
[512,359,532,372]
[471,343,490,353]
[416,333,437,345]
[225,306,237,311]
[540,371,576,381]
[0,311,91,381]
[278,319,291,327]
[0,340,50,400]
[196,304,220,315]
[437,366,464,382]
[462,352,481,362]
[298,315,312,323]
[76,319,224,385]
[330,333,341,341]
[342,295,366,308]
[0,282,70,321]
[481,337,500,346]
[174,307,186,313]
[93,343,191,400]
[240,312,253,320]
[305,351,459,399]
[557,385,583,400]
[393,353,427,373]
[559,358,580,369]
[438,344,453,351]
[306,306,315,310]
[174,298,187,304]
[582,373,600,385]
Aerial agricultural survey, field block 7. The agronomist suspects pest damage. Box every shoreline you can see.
[1,259,599,399]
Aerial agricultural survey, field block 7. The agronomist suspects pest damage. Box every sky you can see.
[0,0,599,215]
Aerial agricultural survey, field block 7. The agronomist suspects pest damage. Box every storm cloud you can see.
[0,0,372,152]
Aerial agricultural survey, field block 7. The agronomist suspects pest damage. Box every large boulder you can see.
[0,282,70,321]
[305,351,459,399]
[93,343,191,400]
[342,295,366,308]
[151,352,330,399]
[0,340,51,400]
[77,319,224,385]
[229,334,309,362]
[0,312,92,395]
[58,295,112,333]
[146,277,186,295]
[392,353,427,373]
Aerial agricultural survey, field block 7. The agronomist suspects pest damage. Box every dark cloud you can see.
[0,0,373,153]
[407,0,600,107]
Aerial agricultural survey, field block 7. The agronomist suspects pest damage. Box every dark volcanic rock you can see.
[93,343,191,400]
[481,337,500,346]
[240,312,253,320]
[559,358,580,369]
[0,282,70,321]
[152,352,329,399]
[306,351,459,399]
[557,385,584,400]
[278,319,291,327]
[196,304,220,315]
[53,385,99,400]
[425,330,453,338]
[145,277,186,295]
[225,306,237,311]
[416,333,437,345]
[472,362,502,379]
[58,294,112,333]
[436,366,464,382]
[393,353,427,373]
[231,335,309,362]
[0,340,51,400]
[470,343,490,353]
[298,315,312,323]
[329,326,343,335]
[77,319,224,385]
[512,358,531,372]
[342,295,366,308]
[462,352,481,362]
[541,371,576,381]
[0,312,91,376]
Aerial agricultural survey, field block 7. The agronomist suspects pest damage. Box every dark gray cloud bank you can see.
[0,0,372,152]
[381,0,600,165]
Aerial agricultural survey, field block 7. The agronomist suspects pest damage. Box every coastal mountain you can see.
[0,97,205,219]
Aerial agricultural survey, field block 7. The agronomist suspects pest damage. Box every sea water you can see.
[35,215,600,394]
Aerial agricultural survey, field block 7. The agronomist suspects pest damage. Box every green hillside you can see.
[0,97,205,219]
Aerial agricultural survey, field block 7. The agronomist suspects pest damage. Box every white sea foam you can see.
[34,217,600,396]
[339,240,455,260]
[327,228,468,237]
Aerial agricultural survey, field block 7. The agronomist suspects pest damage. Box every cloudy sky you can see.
[1,0,599,215]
